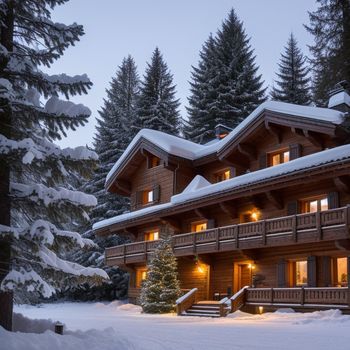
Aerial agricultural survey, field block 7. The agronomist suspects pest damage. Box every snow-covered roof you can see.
[94,144,350,232]
[328,91,350,108]
[181,175,211,194]
[106,101,344,185]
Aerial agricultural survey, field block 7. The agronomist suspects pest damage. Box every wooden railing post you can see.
[123,244,126,265]
[301,287,305,305]
[262,220,266,245]
[270,288,274,303]
[316,211,322,240]
[292,215,297,242]
[216,228,220,251]
[193,233,197,253]
[234,225,239,248]
[144,241,147,261]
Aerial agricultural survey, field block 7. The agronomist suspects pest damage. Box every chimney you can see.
[215,124,233,140]
[328,81,350,113]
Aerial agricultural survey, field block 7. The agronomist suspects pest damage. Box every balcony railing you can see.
[105,206,350,266]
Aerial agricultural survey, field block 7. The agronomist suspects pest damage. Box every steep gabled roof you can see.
[94,143,350,234]
[105,101,345,190]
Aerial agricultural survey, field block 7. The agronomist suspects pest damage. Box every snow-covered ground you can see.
[1,301,350,350]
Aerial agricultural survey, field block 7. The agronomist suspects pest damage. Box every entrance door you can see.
[238,264,251,289]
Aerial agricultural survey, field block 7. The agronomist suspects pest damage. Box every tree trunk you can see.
[0,0,14,331]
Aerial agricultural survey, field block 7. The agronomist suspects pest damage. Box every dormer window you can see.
[214,168,233,183]
[269,149,290,167]
[136,185,160,207]
[148,155,160,169]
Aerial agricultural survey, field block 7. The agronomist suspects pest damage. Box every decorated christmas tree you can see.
[140,237,180,313]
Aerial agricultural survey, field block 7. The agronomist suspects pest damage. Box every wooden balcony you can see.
[105,206,350,266]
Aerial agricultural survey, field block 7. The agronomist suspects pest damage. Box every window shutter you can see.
[135,191,143,206]
[328,191,339,209]
[277,259,287,287]
[153,185,160,203]
[307,256,317,287]
[289,143,302,160]
[207,219,216,229]
[287,201,299,215]
[229,167,235,178]
[259,153,267,169]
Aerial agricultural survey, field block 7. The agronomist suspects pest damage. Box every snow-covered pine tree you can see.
[136,48,181,135]
[270,33,311,105]
[305,0,350,105]
[140,237,180,314]
[185,9,266,143]
[68,56,140,301]
[185,35,220,143]
[0,0,108,330]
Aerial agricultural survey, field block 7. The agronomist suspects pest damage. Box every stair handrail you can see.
[176,288,198,315]
[219,296,229,317]
[230,286,249,313]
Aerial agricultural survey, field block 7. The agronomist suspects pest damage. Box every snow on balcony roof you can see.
[95,144,350,232]
[182,175,211,194]
[106,101,345,184]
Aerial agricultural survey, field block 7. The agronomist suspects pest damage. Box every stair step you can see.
[191,305,221,310]
[186,309,220,314]
[182,312,221,317]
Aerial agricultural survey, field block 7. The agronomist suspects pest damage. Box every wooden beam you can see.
[219,202,237,219]
[160,216,181,232]
[335,239,350,251]
[237,143,257,161]
[334,176,350,194]
[115,179,131,195]
[194,208,209,219]
[265,190,284,210]
[122,228,137,240]
[303,130,324,149]
[265,121,282,143]
[249,195,264,210]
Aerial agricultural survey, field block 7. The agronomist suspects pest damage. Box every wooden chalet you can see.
[94,88,350,316]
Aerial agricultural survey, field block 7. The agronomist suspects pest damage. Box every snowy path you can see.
[1,301,350,350]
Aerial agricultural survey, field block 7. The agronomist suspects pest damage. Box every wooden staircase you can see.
[182,301,229,318]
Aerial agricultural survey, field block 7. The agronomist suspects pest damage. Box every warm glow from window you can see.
[141,270,147,280]
[296,260,308,286]
[192,221,207,232]
[215,169,231,183]
[337,258,348,286]
[251,212,258,221]
[303,197,328,213]
[149,155,160,168]
[144,231,159,241]
[248,263,256,270]
[136,268,147,287]
[269,150,290,167]
[143,190,154,204]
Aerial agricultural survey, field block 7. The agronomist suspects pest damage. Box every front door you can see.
[238,264,251,289]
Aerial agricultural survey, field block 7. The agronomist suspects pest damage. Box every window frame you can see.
[301,195,328,213]
[191,220,208,233]
[147,155,161,169]
[214,168,233,183]
[144,230,159,241]
[268,148,290,167]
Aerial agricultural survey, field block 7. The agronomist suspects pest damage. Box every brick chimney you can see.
[328,81,350,113]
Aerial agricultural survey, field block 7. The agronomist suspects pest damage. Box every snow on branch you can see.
[39,246,108,280]
[11,182,97,208]
[0,134,98,164]
[1,268,56,298]
[45,96,91,118]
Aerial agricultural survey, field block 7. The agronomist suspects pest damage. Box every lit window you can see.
[296,260,308,286]
[215,169,232,183]
[143,189,154,204]
[136,268,147,287]
[144,231,159,241]
[192,221,207,232]
[148,155,160,168]
[269,150,290,167]
[303,197,328,213]
[337,258,348,287]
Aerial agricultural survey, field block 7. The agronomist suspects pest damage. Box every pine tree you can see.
[305,0,350,105]
[270,33,311,105]
[140,238,180,313]
[136,48,181,135]
[0,0,107,330]
[185,9,266,143]
[69,56,140,301]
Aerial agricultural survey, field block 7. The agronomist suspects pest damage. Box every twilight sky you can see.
[50,0,317,148]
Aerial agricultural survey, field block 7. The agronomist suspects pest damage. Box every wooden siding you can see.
[129,159,174,211]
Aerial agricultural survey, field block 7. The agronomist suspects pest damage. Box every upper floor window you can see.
[191,220,207,232]
[214,168,232,183]
[148,155,160,169]
[144,230,159,241]
[302,196,328,213]
[269,149,290,167]
[143,189,154,204]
